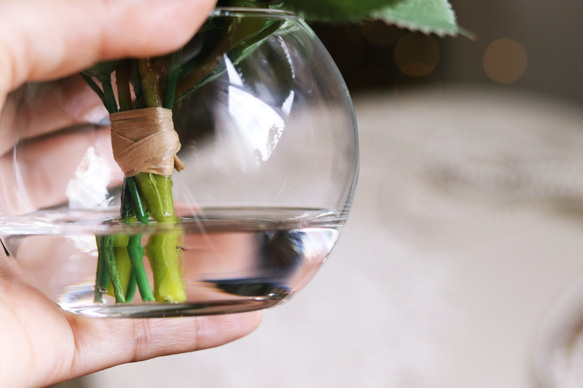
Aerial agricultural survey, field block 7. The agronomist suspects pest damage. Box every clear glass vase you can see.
[0,7,358,318]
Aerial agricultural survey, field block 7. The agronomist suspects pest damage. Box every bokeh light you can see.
[394,33,440,77]
[483,38,528,84]
[312,22,443,93]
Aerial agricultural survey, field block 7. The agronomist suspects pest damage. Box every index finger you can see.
[0,0,217,95]
[0,76,108,155]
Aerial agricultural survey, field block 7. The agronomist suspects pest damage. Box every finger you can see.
[0,0,217,95]
[0,125,123,213]
[19,77,109,139]
[1,255,261,387]
[0,76,109,155]
[64,311,262,382]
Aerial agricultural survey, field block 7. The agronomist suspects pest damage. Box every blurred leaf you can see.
[276,0,468,37]
[281,0,403,21]
[371,0,471,37]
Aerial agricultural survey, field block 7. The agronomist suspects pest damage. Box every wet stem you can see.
[136,55,186,303]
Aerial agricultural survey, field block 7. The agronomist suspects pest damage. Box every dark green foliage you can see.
[80,60,118,78]
[281,0,403,21]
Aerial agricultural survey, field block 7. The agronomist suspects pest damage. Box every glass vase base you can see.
[61,296,286,318]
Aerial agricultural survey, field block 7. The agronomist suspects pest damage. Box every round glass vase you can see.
[0,7,358,318]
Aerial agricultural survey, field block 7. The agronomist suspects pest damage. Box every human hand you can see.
[0,0,262,386]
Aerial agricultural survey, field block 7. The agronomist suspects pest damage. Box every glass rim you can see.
[209,6,300,19]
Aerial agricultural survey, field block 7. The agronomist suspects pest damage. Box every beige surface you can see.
[82,87,583,388]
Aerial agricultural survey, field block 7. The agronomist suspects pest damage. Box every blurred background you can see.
[57,1,583,387]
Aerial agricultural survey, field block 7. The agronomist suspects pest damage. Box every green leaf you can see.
[281,0,402,21]
[278,0,469,37]
[371,0,471,37]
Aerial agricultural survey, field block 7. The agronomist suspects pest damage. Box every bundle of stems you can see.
[82,10,278,304]
[83,53,186,303]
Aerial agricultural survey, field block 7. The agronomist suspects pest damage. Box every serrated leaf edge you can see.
[370,3,474,39]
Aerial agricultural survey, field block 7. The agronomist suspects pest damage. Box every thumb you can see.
[0,0,217,95]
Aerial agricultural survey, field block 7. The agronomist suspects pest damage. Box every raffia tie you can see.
[110,107,185,177]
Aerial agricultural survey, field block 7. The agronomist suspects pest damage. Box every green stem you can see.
[175,17,266,99]
[134,173,184,302]
[164,50,182,109]
[128,235,155,302]
[139,58,164,108]
[80,74,106,105]
[90,70,118,303]
[94,235,110,303]
[108,234,135,303]
[135,50,186,303]
[175,45,226,98]
[103,235,126,303]
[97,74,118,113]
[116,60,133,112]
[125,271,137,302]
[135,174,177,223]
[127,177,149,224]
[129,59,145,109]
[120,179,133,221]
[146,232,185,302]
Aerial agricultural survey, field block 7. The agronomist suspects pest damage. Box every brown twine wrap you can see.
[110,107,185,177]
